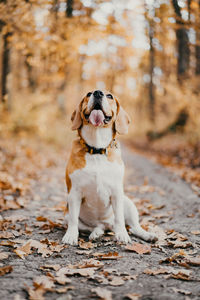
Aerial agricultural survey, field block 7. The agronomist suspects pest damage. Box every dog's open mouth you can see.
[84,107,112,127]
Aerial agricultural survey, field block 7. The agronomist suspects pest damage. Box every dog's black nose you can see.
[93,90,104,99]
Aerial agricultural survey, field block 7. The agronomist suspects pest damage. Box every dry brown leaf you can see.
[0,252,9,260]
[92,287,112,300]
[124,294,141,300]
[169,270,192,281]
[27,286,45,300]
[14,240,32,259]
[93,251,122,260]
[14,239,54,258]
[40,264,61,271]
[78,240,95,249]
[29,239,53,257]
[125,243,151,254]
[4,215,27,223]
[172,288,191,295]
[0,240,15,247]
[76,249,92,255]
[49,244,65,252]
[109,276,125,286]
[0,265,13,276]
[191,230,200,235]
[56,267,96,277]
[54,273,72,285]
[167,240,193,249]
[186,256,200,266]
[144,268,170,275]
[78,258,104,269]
[144,267,192,280]
[0,231,14,239]
[54,286,74,293]
[33,275,55,290]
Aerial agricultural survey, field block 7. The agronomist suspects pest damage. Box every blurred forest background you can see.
[0,0,200,167]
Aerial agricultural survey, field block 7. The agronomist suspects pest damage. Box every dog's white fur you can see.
[62,93,157,245]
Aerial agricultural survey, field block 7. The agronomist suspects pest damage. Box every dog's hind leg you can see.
[124,196,157,242]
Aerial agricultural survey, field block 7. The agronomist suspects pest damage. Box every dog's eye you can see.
[87,92,92,97]
[104,116,112,124]
[106,94,113,99]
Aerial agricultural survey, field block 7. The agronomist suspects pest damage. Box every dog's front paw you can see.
[115,228,131,244]
[62,230,78,245]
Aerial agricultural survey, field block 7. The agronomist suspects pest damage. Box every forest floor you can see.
[0,136,200,300]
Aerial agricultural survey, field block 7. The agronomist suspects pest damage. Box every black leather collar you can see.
[85,143,107,155]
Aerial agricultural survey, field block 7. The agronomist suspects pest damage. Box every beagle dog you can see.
[62,90,157,245]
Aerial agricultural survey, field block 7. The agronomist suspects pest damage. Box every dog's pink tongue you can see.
[89,109,104,126]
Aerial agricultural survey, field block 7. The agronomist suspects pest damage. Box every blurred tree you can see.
[195,0,200,74]
[66,0,73,18]
[172,0,190,79]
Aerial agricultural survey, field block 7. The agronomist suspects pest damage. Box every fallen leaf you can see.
[0,231,14,239]
[191,230,200,235]
[0,265,13,276]
[29,239,53,257]
[93,252,122,260]
[54,286,74,293]
[169,270,192,281]
[54,274,72,285]
[109,276,125,286]
[56,267,96,277]
[124,294,141,300]
[27,286,45,300]
[40,264,61,272]
[14,240,32,259]
[76,250,92,255]
[167,240,193,249]
[78,258,104,269]
[172,288,191,295]
[186,256,200,266]
[144,267,193,281]
[0,252,9,260]
[78,240,95,249]
[125,243,151,254]
[0,240,15,247]
[92,287,112,300]
[144,268,170,275]
[33,275,55,290]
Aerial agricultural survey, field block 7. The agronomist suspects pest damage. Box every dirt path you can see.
[1,144,200,300]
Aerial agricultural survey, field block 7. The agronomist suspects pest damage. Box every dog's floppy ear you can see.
[115,100,131,135]
[71,99,84,130]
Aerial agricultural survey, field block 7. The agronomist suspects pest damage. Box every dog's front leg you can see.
[62,189,81,245]
[111,190,131,244]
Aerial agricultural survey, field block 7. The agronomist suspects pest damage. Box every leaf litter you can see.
[1,140,200,299]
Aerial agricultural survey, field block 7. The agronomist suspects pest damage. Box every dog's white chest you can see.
[70,153,124,225]
[82,153,123,190]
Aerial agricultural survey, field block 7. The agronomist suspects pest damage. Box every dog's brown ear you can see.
[71,100,83,130]
[115,101,131,135]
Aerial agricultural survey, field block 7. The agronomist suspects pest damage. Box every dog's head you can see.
[71,90,130,134]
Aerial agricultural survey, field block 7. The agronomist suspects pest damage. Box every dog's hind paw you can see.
[89,227,104,240]
[145,232,158,242]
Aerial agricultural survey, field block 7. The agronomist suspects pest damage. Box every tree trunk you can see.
[66,0,73,18]
[1,32,10,102]
[149,21,155,122]
[172,0,190,78]
[25,54,36,92]
[195,1,200,75]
